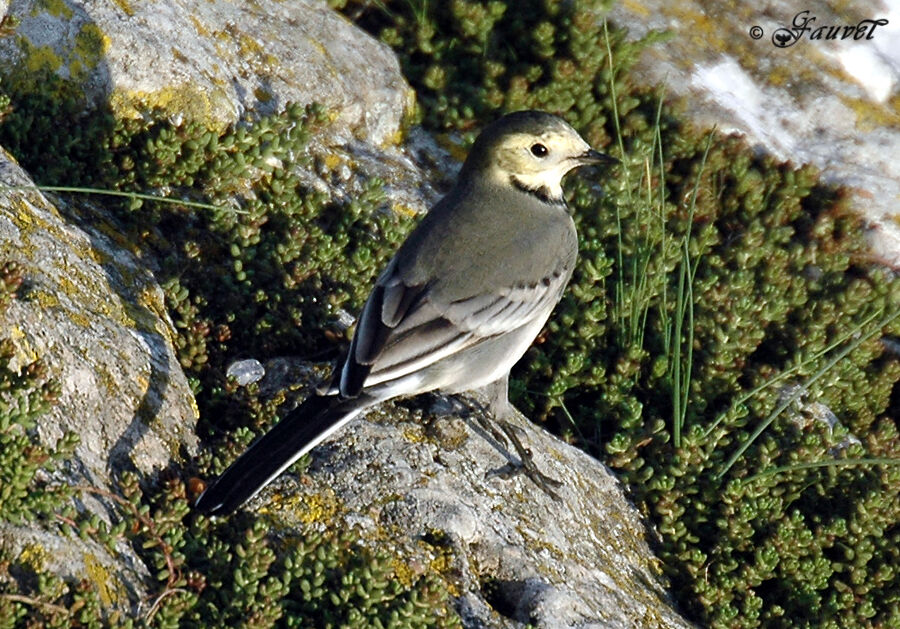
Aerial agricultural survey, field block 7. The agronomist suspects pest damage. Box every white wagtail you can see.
[195,110,616,515]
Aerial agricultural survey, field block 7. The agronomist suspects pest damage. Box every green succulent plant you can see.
[0,0,898,626]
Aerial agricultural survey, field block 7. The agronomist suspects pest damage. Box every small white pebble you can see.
[226,358,266,386]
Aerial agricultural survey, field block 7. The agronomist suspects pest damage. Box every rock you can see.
[0,149,197,610]
[247,358,693,629]
[300,126,452,221]
[0,1,693,624]
[0,0,411,145]
[0,522,150,616]
[607,1,900,266]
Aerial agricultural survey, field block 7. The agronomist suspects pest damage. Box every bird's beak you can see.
[578,148,619,166]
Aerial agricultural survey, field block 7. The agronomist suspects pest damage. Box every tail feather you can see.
[195,394,368,516]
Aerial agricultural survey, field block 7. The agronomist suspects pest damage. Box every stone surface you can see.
[0,0,411,145]
[249,359,694,629]
[607,0,900,266]
[0,149,197,609]
[0,521,150,614]
[0,150,198,480]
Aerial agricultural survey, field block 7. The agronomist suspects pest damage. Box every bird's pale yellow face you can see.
[460,111,614,205]
[481,121,608,205]
[495,131,593,199]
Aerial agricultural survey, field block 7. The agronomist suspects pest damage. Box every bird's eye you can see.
[530,143,548,158]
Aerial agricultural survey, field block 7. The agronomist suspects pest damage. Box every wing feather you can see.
[338,265,567,396]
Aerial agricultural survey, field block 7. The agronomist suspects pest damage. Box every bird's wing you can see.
[337,260,567,398]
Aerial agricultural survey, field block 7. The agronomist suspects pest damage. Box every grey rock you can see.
[0,149,197,611]
[248,358,693,629]
[0,522,150,614]
[0,0,439,229]
[607,0,900,266]
[0,1,694,624]
[226,358,266,386]
[0,0,411,145]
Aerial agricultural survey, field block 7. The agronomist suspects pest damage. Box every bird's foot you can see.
[473,408,510,447]
[458,390,563,501]
[490,419,562,501]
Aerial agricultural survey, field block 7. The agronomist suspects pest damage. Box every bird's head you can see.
[461,110,616,204]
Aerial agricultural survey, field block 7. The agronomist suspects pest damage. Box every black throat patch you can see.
[509,175,566,207]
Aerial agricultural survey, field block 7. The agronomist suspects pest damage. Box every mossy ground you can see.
[0,0,898,626]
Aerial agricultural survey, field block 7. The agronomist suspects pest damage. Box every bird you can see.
[194,110,616,516]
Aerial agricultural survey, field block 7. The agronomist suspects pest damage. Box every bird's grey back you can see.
[394,176,578,305]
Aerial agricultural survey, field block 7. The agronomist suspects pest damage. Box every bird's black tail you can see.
[194,393,371,516]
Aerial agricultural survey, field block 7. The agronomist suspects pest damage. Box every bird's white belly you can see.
[438,313,550,394]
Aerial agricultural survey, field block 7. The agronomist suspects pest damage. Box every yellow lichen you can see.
[37,0,73,19]
[401,426,426,443]
[55,275,83,302]
[426,549,460,597]
[110,0,134,17]
[9,332,39,366]
[383,123,407,149]
[391,558,416,588]
[429,552,453,574]
[10,20,108,88]
[294,489,340,524]
[391,202,420,218]
[109,85,233,133]
[84,553,120,607]
[188,15,210,38]
[766,65,791,87]
[31,289,60,309]
[838,93,900,131]
[67,310,92,328]
[262,487,342,525]
[187,391,200,419]
[621,0,651,17]
[72,23,110,76]
[17,543,49,570]
[137,286,168,321]
[22,41,63,75]
[135,373,150,392]
[15,208,33,226]
[237,32,263,56]
[322,153,343,172]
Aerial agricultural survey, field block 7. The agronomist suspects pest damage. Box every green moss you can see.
[36,0,73,19]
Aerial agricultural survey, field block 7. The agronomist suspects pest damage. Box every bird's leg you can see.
[470,388,511,447]
[476,375,562,500]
